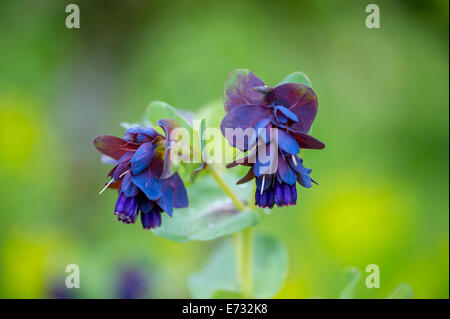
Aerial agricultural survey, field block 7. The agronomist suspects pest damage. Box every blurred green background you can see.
[0,0,448,298]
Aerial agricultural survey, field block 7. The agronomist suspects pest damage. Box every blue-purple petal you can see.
[250,117,272,146]
[274,105,298,122]
[276,129,300,155]
[255,191,261,206]
[275,113,288,124]
[253,143,278,177]
[130,142,155,175]
[126,127,159,138]
[287,155,313,188]
[139,199,154,214]
[283,184,292,205]
[259,191,268,207]
[274,183,284,206]
[156,187,173,216]
[287,156,309,176]
[114,193,127,212]
[141,209,162,229]
[152,211,162,228]
[121,172,140,198]
[221,104,273,151]
[136,133,152,143]
[115,193,139,224]
[267,189,275,208]
[291,185,297,203]
[131,167,163,201]
[256,174,273,191]
[112,161,128,181]
[297,172,312,188]
[271,118,287,129]
[277,153,296,185]
[168,173,188,208]
[265,83,318,134]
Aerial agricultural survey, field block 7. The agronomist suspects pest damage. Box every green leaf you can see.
[174,162,199,187]
[197,100,253,175]
[278,71,312,88]
[145,100,193,133]
[188,238,237,297]
[386,283,414,299]
[196,100,236,165]
[339,267,362,299]
[152,174,259,241]
[199,118,206,153]
[196,99,224,129]
[145,100,203,181]
[188,233,288,298]
[251,233,288,298]
[197,117,207,164]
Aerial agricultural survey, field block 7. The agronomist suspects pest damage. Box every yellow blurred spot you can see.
[274,277,308,298]
[400,239,449,298]
[0,94,40,170]
[1,237,46,298]
[1,228,78,298]
[314,178,415,264]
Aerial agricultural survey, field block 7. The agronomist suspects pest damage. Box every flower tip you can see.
[254,85,273,94]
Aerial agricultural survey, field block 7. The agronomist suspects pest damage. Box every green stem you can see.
[232,232,244,289]
[209,166,246,211]
[209,165,253,297]
[242,227,253,297]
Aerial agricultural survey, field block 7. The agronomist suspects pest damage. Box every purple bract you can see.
[93,119,188,229]
[221,69,325,208]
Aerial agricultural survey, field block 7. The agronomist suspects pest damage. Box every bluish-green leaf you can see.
[339,267,362,299]
[188,233,287,298]
[193,117,207,170]
[199,118,206,154]
[152,174,259,241]
[188,238,237,298]
[197,99,224,129]
[145,100,201,181]
[278,71,312,88]
[252,233,288,298]
[196,100,237,165]
[145,100,193,133]
[386,283,414,299]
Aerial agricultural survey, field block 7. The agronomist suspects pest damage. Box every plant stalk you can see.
[242,226,253,297]
[209,167,246,211]
[209,165,253,297]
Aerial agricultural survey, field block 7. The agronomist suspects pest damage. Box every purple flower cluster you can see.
[221,69,325,208]
[94,68,325,231]
[93,119,188,229]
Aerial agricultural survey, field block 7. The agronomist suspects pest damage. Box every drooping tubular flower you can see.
[93,119,188,229]
[220,69,325,208]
